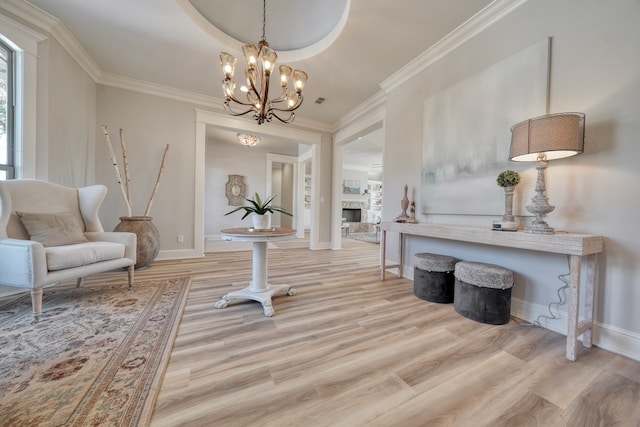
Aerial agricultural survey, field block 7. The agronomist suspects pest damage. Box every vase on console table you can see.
[502,186,515,224]
[495,170,520,231]
[406,201,418,223]
[394,185,411,222]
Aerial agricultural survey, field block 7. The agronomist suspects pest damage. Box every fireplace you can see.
[342,208,361,223]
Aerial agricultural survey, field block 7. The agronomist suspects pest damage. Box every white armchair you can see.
[0,179,136,320]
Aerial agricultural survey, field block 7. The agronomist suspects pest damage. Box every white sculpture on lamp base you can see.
[525,157,555,234]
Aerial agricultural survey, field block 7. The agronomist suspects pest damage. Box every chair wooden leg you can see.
[77,277,85,288]
[30,288,43,321]
[127,265,135,290]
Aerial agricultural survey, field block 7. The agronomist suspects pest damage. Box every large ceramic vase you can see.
[114,216,160,269]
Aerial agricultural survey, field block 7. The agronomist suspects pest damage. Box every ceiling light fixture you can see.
[236,133,262,147]
[219,0,308,125]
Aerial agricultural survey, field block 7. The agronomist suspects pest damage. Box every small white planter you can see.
[252,214,272,230]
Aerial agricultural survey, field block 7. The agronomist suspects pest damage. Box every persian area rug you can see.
[0,276,191,426]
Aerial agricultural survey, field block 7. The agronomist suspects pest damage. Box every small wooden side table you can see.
[215,227,296,317]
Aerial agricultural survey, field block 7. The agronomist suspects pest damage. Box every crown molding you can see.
[380,0,528,93]
[1,0,101,81]
[0,0,58,33]
[288,115,333,133]
[98,72,223,109]
[0,12,47,49]
[332,90,386,134]
[48,21,101,81]
[332,0,528,141]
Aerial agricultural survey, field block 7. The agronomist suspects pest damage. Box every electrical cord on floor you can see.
[515,255,571,327]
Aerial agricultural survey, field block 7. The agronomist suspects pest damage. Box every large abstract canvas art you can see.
[421,38,550,215]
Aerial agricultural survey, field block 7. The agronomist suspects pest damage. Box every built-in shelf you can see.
[303,173,311,229]
[367,180,382,223]
[304,175,311,209]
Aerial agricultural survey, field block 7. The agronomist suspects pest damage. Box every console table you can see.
[215,227,296,317]
[379,222,604,361]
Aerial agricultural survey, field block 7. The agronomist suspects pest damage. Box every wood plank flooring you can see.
[70,238,640,426]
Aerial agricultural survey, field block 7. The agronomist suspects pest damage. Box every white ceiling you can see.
[24,0,494,171]
[205,126,303,156]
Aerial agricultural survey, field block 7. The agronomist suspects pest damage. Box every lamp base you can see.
[524,157,555,235]
[525,197,556,234]
[525,221,555,234]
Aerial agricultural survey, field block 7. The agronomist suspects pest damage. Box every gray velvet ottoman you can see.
[413,253,460,303]
[454,261,514,325]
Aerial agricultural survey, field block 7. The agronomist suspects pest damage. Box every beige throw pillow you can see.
[16,211,89,247]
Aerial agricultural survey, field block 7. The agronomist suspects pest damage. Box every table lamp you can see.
[509,112,585,234]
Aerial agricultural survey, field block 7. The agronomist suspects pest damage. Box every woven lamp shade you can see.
[510,112,585,162]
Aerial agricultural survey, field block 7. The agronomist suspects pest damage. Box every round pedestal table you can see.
[214,227,296,317]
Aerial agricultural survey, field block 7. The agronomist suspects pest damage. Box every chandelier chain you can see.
[261,0,267,42]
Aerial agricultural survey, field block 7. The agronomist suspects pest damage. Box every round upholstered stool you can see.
[454,261,514,325]
[413,253,460,303]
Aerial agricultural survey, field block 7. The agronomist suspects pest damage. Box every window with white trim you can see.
[0,39,14,180]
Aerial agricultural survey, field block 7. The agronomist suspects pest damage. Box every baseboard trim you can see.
[311,242,332,250]
[512,297,640,362]
[157,249,203,260]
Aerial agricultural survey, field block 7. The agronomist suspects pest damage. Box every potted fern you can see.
[496,170,521,226]
[225,193,292,230]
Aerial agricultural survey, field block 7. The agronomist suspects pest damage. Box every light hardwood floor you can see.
[92,237,640,426]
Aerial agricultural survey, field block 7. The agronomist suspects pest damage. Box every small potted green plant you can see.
[496,170,521,188]
[225,193,292,230]
[496,170,520,227]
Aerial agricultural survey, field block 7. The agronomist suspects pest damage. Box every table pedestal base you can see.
[215,284,296,317]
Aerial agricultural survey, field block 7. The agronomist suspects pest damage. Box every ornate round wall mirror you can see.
[225,175,246,206]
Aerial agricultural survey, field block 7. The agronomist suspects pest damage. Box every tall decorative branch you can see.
[144,144,170,216]
[119,128,132,209]
[101,125,132,217]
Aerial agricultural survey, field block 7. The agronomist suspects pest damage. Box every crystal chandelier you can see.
[236,132,261,147]
[219,0,308,125]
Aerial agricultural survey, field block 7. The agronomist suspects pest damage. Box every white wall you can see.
[1,10,96,188]
[382,0,640,359]
[96,86,197,252]
[280,163,294,228]
[205,139,266,234]
[204,138,298,235]
[318,133,333,246]
[43,39,96,187]
[269,163,295,229]
[271,165,283,227]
